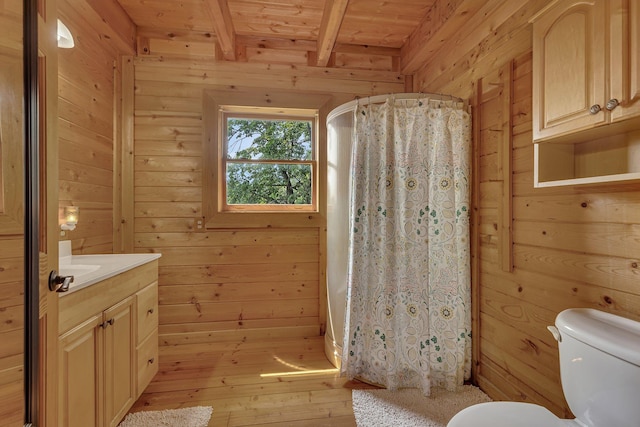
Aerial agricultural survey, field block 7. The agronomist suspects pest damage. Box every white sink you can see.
[57,241,162,294]
[59,264,100,280]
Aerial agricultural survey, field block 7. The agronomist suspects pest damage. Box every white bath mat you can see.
[118,405,213,427]
[353,385,491,427]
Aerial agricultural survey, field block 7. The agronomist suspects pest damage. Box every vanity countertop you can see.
[58,241,161,295]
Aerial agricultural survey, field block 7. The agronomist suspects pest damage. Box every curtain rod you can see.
[328,92,467,122]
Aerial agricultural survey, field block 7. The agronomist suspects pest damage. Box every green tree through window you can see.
[225,117,313,206]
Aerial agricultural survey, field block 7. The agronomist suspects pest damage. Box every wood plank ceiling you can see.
[115,0,440,71]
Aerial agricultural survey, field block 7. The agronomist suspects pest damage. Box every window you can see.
[203,90,331,228]
[221,107,317,211]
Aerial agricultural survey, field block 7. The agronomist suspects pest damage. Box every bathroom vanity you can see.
[57,247,161,427]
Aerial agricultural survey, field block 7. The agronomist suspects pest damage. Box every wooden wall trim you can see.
[120,56,135,252]
[499,61,514,272]
[471,74,482,384]
[113,59,123,253]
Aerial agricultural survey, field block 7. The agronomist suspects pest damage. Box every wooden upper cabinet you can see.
[532,0,607,142]
[610,0,640,122]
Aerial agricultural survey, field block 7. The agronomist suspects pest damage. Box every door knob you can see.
[48,270,74,292]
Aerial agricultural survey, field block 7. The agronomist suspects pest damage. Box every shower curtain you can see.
[341,97,471,395]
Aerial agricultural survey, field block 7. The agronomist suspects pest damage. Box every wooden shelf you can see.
[534,129,640,187]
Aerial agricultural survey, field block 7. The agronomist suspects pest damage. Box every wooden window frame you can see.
[203,89,332,228]
[221,108,317,212]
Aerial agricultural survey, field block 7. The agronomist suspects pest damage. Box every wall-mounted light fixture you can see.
[57,19,75,49]
[60,206,79,231]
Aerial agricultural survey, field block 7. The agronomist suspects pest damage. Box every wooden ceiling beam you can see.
[316,0,350,67]
[204,0,236,60]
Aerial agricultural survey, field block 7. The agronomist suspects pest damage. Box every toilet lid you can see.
[447,402,578,427]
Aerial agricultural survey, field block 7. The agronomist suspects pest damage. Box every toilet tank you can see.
[555,308,640,427]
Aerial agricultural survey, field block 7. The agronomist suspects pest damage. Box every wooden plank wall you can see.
[131,35,405,346]
[414,0,640,417]
[57,0,128,253]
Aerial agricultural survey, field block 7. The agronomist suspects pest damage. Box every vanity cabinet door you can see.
[104,296,136,427]
[610,0,640,122]
[58,314,104,427]
[532,0,607,141]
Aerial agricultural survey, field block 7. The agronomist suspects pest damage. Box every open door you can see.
[0,0,58,424]
[0,0,28,424]
[37,0,60,425]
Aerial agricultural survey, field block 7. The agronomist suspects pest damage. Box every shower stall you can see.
[325,93,471,395]
[325,93,468,368]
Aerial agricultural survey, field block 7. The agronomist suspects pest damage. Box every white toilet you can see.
[448,308,640,427]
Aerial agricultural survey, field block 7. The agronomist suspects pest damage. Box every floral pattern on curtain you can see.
[341,97,472,394]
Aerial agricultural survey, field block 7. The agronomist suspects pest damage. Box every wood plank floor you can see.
[129,336,378,426]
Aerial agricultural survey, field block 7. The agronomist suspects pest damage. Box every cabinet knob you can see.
[589,104,602,114]
[147,308,154,315]
[605,98,619,111]
[148,357,155,364]
[100,318,115,328]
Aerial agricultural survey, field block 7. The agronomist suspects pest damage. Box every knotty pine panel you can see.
[244,47,309,65]
[159,263,318,286]
[513,221,640,259]
[136,229,318,248]
[513,244,640,295]
[135,94,204,114]
[479,129,501,156]
[147,38,216,60]
[512,145,532,174]
[513,129,534,150]
[134,171,202,187]
[155,244,318,266]
[0,365,22,426]
[480,266,640,322]
[158,321,321,346]
[479,335,562,404]
[59,181,112,212]
[135,111,203,128]
[134,141,202,157]
[478,342,566,417]
[0,280,23,309]
[134,187,202,202]
[158,318,320,338]
[135,218,199,233]
[159,299,319,324]
[159,281,317,305]
[134,124,203,142]
[513,191,640,224]
[134,156,202,172]
[59,159,113,187]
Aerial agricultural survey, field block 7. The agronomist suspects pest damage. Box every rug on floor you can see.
[352,385,491,427]
[118,406,213,427]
